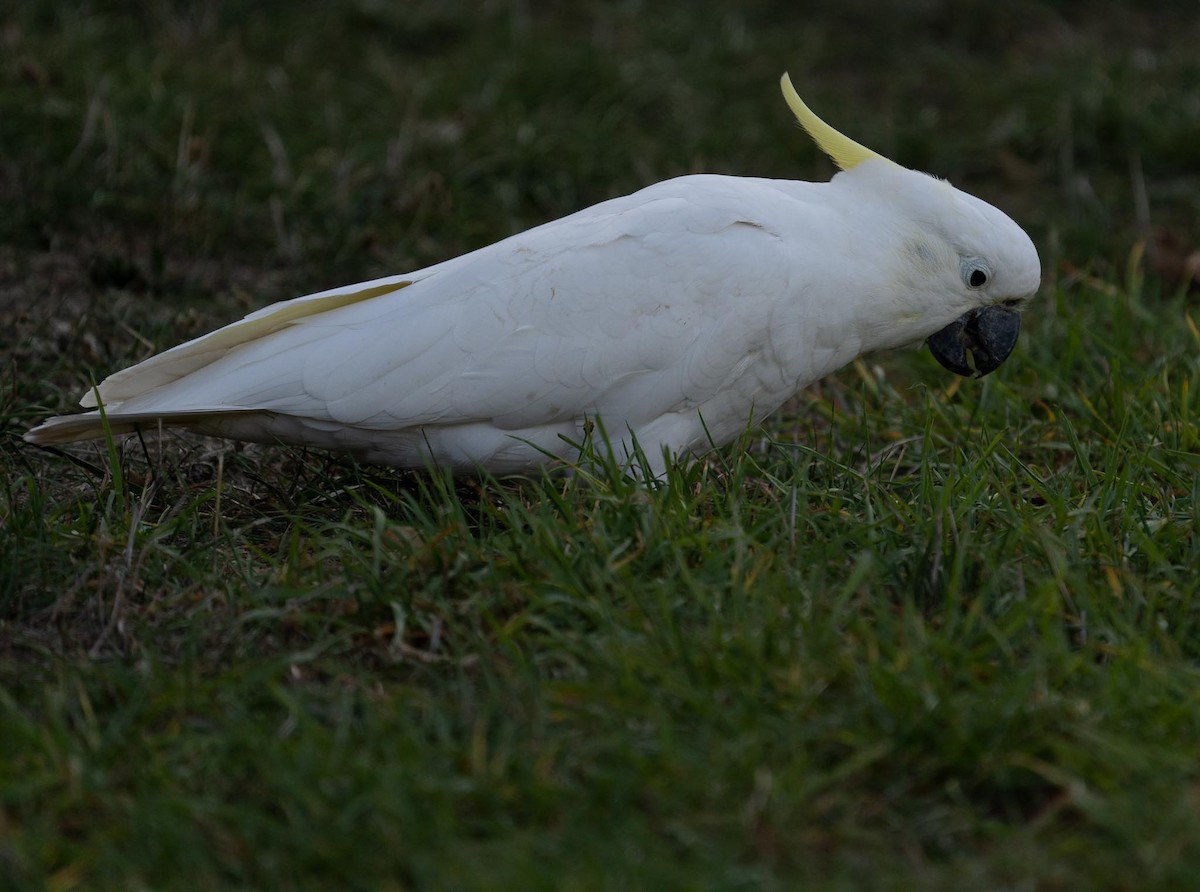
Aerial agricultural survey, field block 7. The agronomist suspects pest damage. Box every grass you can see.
[3,1,1200,888]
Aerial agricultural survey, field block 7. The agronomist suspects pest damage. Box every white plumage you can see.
[26,76,1041,475]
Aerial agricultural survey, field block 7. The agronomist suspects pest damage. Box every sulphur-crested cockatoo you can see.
[26,75,1040,475]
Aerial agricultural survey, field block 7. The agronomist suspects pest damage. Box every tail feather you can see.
[26,275,422,448]
[23,409,259,446]
[80,276,416,409]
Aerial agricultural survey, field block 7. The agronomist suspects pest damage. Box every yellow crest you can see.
[780,73,890,171]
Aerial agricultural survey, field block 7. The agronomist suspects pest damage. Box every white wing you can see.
[29,175,822,470]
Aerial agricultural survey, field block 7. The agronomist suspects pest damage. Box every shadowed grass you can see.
[3,1,1200,889]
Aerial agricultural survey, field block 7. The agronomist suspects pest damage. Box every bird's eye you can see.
[968,268,988,288]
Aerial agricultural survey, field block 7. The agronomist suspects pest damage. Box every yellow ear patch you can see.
[780,73,891,171]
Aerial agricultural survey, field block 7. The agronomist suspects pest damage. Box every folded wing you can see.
[27,175,802,468]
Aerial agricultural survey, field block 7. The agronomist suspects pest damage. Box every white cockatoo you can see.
[26,75,1040,475]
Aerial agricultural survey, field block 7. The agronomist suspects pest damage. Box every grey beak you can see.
[926,305,1021,378]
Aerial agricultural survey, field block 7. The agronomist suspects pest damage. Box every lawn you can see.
[2,1,1199,889]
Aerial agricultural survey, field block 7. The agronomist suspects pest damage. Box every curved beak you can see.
[926,305,1021,378]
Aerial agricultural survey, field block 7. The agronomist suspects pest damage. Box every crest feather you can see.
[780,73,890,171]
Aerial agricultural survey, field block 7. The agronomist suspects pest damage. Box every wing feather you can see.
[35,174,818,464]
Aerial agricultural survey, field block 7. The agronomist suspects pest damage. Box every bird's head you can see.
[780,73,1041,378]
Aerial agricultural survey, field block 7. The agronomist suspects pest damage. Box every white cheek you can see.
[907,240,940,273]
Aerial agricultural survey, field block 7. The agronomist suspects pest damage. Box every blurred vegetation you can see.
[2,1,1199,889]
[3,1,1199,286]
